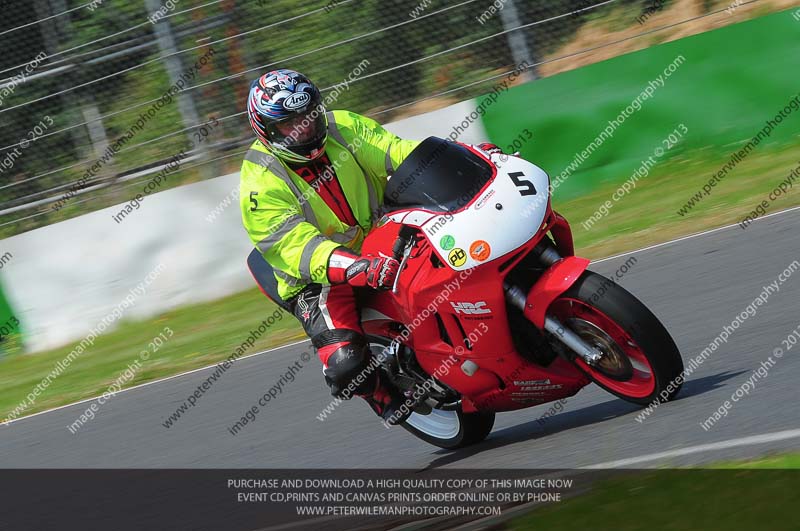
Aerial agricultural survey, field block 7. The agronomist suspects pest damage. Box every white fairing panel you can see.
[388,154,550,270]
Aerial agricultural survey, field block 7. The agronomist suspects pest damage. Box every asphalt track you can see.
[2,208,800,470]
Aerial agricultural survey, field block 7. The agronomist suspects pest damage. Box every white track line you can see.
[1,339,310,427]
[5,205,799,428]
[592,204,800,264]
[584,428,800,468]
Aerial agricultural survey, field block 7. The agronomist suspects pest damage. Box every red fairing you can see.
[549,211,575,257]
[359,217,590,415]
[353,149,593,415]
[523,256,590,328]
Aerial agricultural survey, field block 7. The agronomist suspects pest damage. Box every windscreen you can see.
[384,137,494,213]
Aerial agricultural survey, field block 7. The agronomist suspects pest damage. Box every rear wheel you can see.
[548,271,684,405]
[402,408,495,450]
[366,337,494,449]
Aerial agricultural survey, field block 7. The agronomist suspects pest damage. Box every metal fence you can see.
[0,0,769,234]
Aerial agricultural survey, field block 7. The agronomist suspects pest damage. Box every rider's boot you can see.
[361,372,412,426]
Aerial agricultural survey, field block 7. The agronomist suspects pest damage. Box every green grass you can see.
[558,142,800,258]
[0,288,305,422]
[711,452,800,469]
[506,454,800,530]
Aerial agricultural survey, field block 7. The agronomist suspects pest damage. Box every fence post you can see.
[32,0,96,159]
[143,0,206,154]
[499,0,537,81]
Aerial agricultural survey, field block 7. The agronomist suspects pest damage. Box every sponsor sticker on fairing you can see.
[474,189,496,210]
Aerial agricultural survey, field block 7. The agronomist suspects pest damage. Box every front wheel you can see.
[548,270,684,406]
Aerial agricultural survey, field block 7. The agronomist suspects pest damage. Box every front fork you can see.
[503,246,604,366]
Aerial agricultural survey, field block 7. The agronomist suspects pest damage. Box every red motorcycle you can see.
[353,137,684,448]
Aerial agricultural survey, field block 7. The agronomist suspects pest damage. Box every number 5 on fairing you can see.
[508,171,537,196]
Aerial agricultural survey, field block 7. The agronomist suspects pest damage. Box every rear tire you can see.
[366,335,495,449]
[549,270,684,406]
[402,409,495,450]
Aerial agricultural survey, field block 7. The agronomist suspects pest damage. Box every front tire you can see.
[548,270,684,406]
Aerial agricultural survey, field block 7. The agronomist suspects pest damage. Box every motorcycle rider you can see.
[240,68,418,424]
[241,68,503,425]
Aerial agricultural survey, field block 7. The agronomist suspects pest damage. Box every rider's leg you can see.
[290,283,410,425]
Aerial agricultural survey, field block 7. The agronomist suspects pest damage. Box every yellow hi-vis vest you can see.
[240,110,420,300]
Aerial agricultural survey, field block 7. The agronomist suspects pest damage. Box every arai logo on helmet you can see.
[283,92,311,110]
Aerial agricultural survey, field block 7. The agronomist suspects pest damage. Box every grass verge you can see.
[0,289,304,423]
[505,453,800,530]
[560,143,800,258]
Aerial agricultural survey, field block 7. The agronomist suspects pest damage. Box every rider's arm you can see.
[332,111,420,184]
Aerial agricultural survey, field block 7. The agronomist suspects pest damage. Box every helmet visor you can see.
[267,109,326,154]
